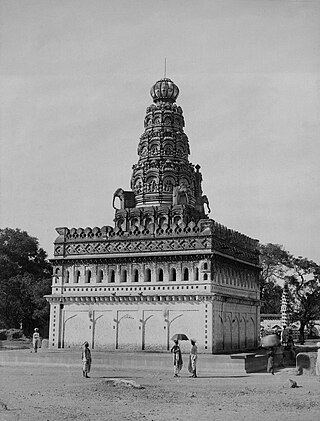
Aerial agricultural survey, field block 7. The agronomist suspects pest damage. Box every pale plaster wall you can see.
[53,301,207,353]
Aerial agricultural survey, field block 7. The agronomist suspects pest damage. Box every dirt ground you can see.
[0,353,319,421]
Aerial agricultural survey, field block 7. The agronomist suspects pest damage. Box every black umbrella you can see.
[171,333,189,341]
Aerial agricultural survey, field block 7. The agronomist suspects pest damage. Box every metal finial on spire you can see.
[164,58,167,78]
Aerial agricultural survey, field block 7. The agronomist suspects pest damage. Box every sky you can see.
[1,0,319,262]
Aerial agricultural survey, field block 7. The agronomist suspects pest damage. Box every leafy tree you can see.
[259,243,291,314]
[0,228,52,336]
[260,280,283,314]
[285,257,320,344]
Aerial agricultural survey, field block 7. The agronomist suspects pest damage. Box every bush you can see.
[0,330,7,340]
[6,328,23,340]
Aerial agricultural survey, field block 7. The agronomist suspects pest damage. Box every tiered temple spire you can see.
[112,78,211,226]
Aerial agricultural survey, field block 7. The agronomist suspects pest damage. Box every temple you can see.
[47,77,261,353]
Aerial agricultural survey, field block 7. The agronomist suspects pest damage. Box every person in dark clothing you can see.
[81,342,92,378]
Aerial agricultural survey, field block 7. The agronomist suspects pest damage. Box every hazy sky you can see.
[1,0,319,262]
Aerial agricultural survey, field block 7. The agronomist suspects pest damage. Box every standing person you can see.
[32,328,40,353]
[267,346,275,375]
[170,340,183,377]
[81,342,92,378]
[188,339,198,378]
[281,326,288,347]
[287,334,296,361]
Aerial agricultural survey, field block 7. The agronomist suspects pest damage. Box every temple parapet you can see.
[53,218,259,265]
[210,221,259,251]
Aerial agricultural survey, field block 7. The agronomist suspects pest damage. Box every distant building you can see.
[47,77,261,353]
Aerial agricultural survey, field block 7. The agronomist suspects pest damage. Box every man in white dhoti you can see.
[189,339,198,378]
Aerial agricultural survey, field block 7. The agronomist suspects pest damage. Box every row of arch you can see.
[215,265,258,290]
[58,267,212,285]
[138,139,189,157]
[144,115,184,129]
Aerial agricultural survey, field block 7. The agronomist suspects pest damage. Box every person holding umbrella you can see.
[171,339,183,377]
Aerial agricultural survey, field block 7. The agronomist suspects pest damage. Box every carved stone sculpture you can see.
[112,188,124,209]
[113,188,136,210]
[201,195,211,213]
[172,184,189,205]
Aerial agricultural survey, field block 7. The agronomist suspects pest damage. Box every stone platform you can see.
[0,349,268,375]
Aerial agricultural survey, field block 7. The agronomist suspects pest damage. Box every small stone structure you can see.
[295,343,320,375]
[41,339,49,349]
[46,77,261,353]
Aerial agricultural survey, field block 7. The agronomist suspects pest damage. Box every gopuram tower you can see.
[47,78,261,354]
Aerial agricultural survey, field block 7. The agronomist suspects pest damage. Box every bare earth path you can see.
[0,351,319,421]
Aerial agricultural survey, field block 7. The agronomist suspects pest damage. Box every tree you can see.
[0,228,52,336]
[286,257,320,344]
[259,243,291,314]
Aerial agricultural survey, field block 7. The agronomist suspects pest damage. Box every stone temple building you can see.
[47,77,261,353]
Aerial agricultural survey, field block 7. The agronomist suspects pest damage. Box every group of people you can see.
[80,338,197,379]
[170,339,198,378]
[266,325,296,375]
[34,325,298,378]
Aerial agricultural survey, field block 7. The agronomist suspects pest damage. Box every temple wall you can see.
[49,295,259,353]
[213,300,259,353]
[52,301,208,353]
[48,254,260,354]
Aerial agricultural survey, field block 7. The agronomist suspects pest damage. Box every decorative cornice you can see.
[50,252,212,265]
[212,293,260,306]
[46,294,205,304]
[45,292,259,306]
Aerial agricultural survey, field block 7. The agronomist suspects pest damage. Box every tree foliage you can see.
[0,228,52,336]
[259,242,320,343]
[286,257,320,343]
[259,243,291,314]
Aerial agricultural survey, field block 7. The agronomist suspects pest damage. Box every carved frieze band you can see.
[54,236,212,257]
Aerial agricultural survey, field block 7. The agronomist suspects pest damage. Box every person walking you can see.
[81,342,92,378]
[170,340,183,377]
[188,339,198,378]
[32,328,40,353]
[267,346,275,375]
